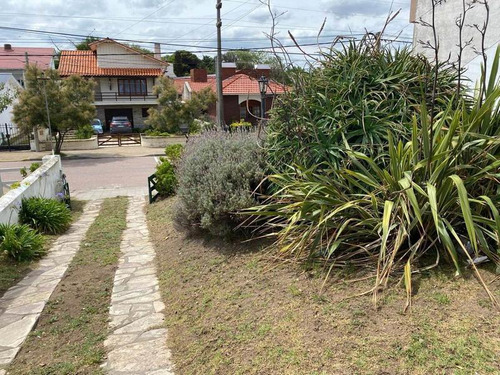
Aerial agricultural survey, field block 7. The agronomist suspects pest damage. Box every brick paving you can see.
[0,200,102,372]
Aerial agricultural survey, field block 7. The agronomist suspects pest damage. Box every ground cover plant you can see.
[175,130,265,236]
[9,197,128,375]
[19,197,72,234]
[147,198,500,375]
[252,47,500,308]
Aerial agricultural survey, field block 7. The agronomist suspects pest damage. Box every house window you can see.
[240,106,246,119]
[142,107,150,117]
[117,78,147,96]
[250,105,261,117]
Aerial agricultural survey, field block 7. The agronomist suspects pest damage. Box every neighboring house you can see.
[173,62,287,125]
[410,0,499,86]
[0,44,55,87]
[0,73,22,127]
[58,38,172,130]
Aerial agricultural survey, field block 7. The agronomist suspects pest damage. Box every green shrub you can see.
[29,162,41,173]
[266,42,458,171]
[75,124,94,139]
[230,120,253,129]
[175,130,265,236]
[164,144,184,163]
[19,197,72,234]
[0,224,45,261]
[145,129,171,136]
[20,167,28,178]
[155,159,177,197]
[252,47,500,306]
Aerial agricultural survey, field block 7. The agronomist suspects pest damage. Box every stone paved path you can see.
[102,196,173,375]
[0,200,102,374]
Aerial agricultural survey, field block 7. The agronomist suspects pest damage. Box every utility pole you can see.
[216,0,225,128]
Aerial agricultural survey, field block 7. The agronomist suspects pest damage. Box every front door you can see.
[104,108,134,132]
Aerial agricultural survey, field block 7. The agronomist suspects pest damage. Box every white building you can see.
[0,73,22,128]
[410,0,499,86]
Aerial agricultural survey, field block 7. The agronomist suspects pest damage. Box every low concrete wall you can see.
[36,137,98,151]
[0,155,63,224]
[141,135,186,148]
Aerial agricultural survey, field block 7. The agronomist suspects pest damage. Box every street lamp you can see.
[258,75,268,122]
[179,123,189,142]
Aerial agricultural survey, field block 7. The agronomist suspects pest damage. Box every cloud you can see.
[323,0,392,17]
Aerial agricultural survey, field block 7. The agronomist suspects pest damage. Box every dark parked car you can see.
[110,116,132,134]
[91,119,103,134]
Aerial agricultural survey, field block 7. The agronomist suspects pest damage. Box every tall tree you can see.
[75,36,100,50]
[200,55,215,74]
[146,76,215,133]
[12,65,95,154]
[171,50,201,77]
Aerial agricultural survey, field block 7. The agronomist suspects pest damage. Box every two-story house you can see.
[0,43,55,88]
[173,63,287,125]
[58,38,171,131]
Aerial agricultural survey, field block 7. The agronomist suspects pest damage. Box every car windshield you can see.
[112,117,129,122]
[92,120,101,126]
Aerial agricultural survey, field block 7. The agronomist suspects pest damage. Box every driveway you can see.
[0,156,158,199]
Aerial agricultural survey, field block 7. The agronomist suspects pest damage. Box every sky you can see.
[0,0,414,65]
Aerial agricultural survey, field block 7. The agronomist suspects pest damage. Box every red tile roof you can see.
[173,73,286,96]
[58,50,164,77]
[0,47,54,70]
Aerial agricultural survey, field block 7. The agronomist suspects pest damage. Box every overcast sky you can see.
[1,0,414,64]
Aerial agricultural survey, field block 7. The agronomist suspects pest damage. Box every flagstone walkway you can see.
[0,200,102,374]
[101,196,173,375]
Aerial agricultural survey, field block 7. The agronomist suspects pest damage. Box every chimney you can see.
[254,64,271,79]
[4,44,12,51]
[221,62,237,80]
[154,43,161,60]
[190,68,208,83]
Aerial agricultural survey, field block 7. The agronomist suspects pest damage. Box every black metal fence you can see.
[0,124,30,151]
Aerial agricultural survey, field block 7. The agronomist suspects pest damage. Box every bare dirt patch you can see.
[147,198,500,375]
[8,197,128,375]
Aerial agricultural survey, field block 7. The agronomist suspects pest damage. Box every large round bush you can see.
[266,42,458,171]
[175,130,265,236]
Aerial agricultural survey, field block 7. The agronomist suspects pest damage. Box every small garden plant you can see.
[19,197,72,234]
[0,223,45,261]
[175,130,265,236]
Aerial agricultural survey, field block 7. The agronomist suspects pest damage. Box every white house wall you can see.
[238,94,261,104]
[412,0,499,87]
[96,43,164,69]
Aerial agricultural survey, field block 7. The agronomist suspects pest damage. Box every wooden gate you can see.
[98,133,141,147]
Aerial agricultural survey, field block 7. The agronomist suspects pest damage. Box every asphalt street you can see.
[0,156,157,193]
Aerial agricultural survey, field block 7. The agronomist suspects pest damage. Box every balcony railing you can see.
[94,92,158,102]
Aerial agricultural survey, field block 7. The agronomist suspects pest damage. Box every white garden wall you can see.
[0,155,63,224]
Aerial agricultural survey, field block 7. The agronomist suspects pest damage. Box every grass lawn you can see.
[8,197,129,375]
[0,200,85,298]
[147,198,500,375]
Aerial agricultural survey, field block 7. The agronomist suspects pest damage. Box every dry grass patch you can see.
[147,198,500,375]
[8,197,128,375]
[0,200,85,298]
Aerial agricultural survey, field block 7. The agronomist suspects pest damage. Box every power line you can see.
[115,0,177,36]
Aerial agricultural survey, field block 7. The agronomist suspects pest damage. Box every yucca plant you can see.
[252,47,500,309]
